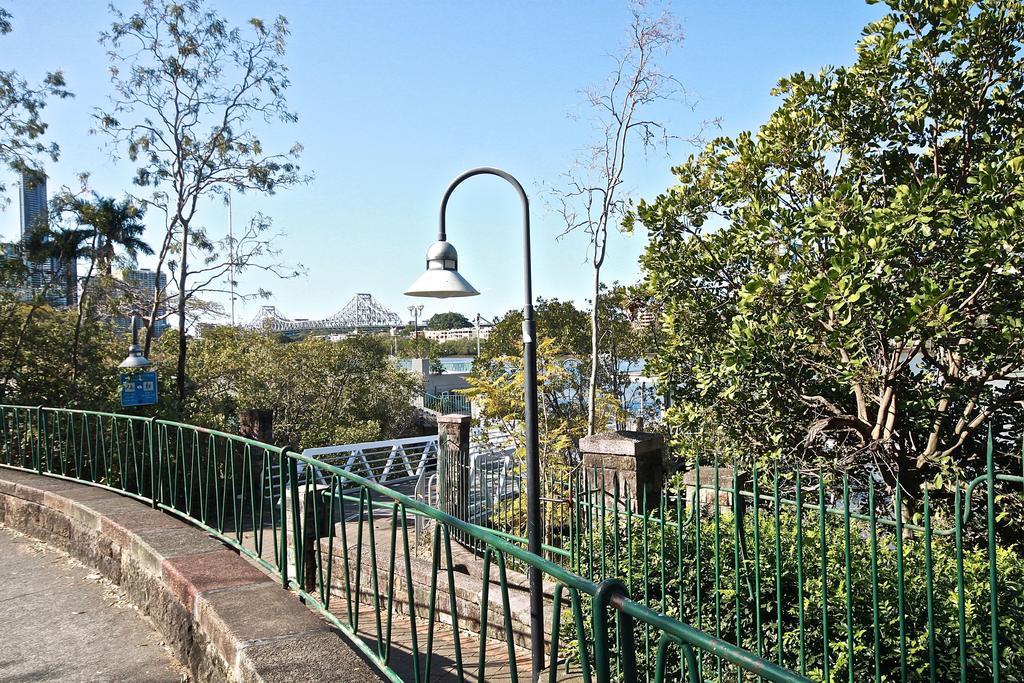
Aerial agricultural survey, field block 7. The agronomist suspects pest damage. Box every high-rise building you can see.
[20,173,47,242]
[113,267,170,337]
[19,172,77,307]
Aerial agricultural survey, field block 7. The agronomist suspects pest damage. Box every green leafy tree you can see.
[426,311,472,330]
[0,6,71,204]
[0,285,122,409]
[96,0,307,413]
[57,192,150,383]
[160,328,421,449]
[482,289,655,428]
[635,0,1024,509]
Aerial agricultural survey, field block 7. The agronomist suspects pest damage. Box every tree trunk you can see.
[176,222,189,416]
[1,303,41,399]
[587,264,601,436]
[143,266,163,358]
[60,254,78,310]
[71,235,98,386]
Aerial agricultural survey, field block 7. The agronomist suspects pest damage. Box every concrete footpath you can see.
[0,524,186,683]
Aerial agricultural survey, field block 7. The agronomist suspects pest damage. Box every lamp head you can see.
[404,240,479,299]
[119,343,152,369]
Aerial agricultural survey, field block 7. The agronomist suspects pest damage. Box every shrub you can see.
[566,505,1024,682]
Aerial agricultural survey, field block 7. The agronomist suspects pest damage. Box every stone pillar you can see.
[237,409,273,501]
[437,413,470,521]
[580,430,665,512]
[239,409,273,443]
[683,466,748,516]
[284,482,332,592]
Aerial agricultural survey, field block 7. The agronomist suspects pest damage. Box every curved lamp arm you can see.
[438,167,534,308]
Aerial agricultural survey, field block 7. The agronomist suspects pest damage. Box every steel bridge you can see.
[244,293,402,335]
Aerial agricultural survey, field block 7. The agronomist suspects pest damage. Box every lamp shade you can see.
[119,344,153,369]
[404,240,479,298]
[404,268,479,298]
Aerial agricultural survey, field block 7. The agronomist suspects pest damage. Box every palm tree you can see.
[71,194,150,276]
[21,221,92,307]
[47,193,151,384]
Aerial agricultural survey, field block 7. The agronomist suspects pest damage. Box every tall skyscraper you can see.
[20,173,47,242]
[19,171,77,307]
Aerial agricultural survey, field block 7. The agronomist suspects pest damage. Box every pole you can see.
[228,191,235,327]
[438,167,543,680]
[476,313,481,357]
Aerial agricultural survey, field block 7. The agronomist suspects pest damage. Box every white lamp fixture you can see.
[404,240,479,298]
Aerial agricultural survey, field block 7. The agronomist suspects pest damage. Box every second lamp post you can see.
[404,166,544,679]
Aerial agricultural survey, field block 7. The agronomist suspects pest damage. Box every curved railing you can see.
[0,405,806,683]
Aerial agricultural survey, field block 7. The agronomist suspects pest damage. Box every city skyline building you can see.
[113,267,170,337]
[19,172,77,308]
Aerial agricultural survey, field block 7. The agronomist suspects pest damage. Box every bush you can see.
[567,504,1024,682]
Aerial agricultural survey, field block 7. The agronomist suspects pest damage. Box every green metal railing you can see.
[0,404,805,683]
[1,405,293,580]
[558,437,1024,683]
[424,391,471,415]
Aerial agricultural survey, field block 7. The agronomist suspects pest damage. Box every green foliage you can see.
[479,288,655,428]
[426,311,472,330]
[482,297,590,360]
[98,0,306,410]
[0,288,122,410]
[636,0,1024,493]
[571,502,1024,682]
[0,6,71,203]
[393,333,440,361]
[464,337,592,468]
[154,327,421,449]
[437,337,478,356]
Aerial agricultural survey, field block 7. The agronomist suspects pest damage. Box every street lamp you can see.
[407,304,424,338]
[119,314,152,369]
[118,314,158,408]
[405,166,543,679]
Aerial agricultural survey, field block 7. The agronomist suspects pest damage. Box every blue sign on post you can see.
[120,371,158,407]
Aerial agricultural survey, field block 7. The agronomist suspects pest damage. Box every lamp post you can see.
[474,313,492,358]
[405,166,543,679]
[119,314,152,370]
[405,307,421,339]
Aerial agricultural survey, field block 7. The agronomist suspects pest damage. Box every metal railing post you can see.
[148,416,159,508]
[35,405,44,474]
[283,447,300,589]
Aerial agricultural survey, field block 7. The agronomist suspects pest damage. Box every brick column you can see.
[437,413,471,521]
[580,430,665,512]
[238,409,273,493]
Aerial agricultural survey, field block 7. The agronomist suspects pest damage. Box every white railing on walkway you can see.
[301,434,439,485]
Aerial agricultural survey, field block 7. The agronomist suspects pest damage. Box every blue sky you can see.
[1,0,883,325]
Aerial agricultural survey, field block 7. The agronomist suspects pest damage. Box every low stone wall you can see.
[0,467,380,683]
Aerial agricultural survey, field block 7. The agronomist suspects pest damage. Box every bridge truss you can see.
[245,293,403,334]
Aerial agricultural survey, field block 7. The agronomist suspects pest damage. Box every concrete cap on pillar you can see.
[579,430,664,457]
[436,413,471,425]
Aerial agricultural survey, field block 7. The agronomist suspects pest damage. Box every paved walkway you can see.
[0,524,186,683]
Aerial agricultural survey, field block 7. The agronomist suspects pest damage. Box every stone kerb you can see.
[0,467,379,683]
[579,430,666,512]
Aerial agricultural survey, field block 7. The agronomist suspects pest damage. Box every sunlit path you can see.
[0,525,185,683]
